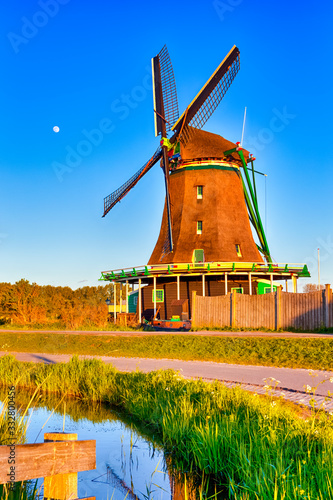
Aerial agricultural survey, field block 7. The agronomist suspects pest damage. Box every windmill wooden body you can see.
[101,46,309,323]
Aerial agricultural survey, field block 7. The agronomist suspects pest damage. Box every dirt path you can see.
[1,329,333,338]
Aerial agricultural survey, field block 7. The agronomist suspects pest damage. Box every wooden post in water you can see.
[0,434,96,500]
[44,432,78,500]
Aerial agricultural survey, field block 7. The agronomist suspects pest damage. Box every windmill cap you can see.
[180,127,250,163]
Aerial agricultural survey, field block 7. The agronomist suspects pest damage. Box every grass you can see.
[0,355,332,499]
[0,332,333,370]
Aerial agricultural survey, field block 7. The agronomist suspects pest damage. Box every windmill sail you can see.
[103,46,241,222]
[172,46,240,144]
[152,45,179,137]
[103,146,162,217]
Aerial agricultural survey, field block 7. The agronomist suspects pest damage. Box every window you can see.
[235,244,242,257]
[197,221,202,235]
[231,287,244,294]
[197,185,203,199]
[152,289,164,303]
[263,285,276,294]
[193,249,204,265]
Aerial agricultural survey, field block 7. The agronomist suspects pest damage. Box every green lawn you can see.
[0,331,332,370]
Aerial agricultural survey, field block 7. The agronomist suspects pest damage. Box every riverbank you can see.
[0,355,332,500]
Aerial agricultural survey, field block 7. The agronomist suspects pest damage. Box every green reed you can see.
[0,355,332,499]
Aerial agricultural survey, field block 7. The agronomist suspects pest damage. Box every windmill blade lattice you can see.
[155,45,179,135]
[103,146,162,217]
[172,46,240,145]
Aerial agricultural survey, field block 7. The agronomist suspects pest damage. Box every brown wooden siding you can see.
[194,286,333,330]
[141,276,258,320]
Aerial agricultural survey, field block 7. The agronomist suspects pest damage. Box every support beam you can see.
[113,283,116,323]
[249,273,252,295]
[292,275,297,293]
[153,276,157,317]
[177,275,180,300]
[285,279,288,293]
[270,274,273,294]
[119,283,122,314]
[138,278,142,323]
[224,273,228,295]
[202,274,205,296]
[125,281,129,313]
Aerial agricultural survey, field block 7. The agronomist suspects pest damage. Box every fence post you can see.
[191,291,196,326]
[325,284,331,328]
[275,286,282,330]
[231,291,236,328]
[44,432,78,500]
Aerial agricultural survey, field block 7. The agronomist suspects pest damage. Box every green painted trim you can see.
[100,261,310,282]
[170,164,239,176]
[223,147,237,156]
[301,264,310,277]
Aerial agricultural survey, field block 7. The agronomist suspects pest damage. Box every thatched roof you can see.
[180,127,250,163]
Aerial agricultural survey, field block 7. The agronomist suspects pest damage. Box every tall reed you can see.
[0,390,38,500]
[0,355,332,499]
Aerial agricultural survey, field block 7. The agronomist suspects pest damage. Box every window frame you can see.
[197,220,203,235]
[193,249,204,265]
[152,289,164,303]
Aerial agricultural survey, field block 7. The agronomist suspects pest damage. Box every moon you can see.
[53,126,60,133]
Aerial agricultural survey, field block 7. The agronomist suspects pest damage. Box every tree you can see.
[303,283,325,293]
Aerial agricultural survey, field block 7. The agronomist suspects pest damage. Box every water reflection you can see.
[0,388,225,499]
[0,388,170,499]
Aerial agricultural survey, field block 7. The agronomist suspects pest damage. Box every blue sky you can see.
[1,0,332,289]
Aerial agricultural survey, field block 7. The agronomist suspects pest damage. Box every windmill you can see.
[103,45,271,267]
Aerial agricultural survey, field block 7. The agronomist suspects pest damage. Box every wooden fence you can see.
[0,432,96,500]
[192,284,333,330]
